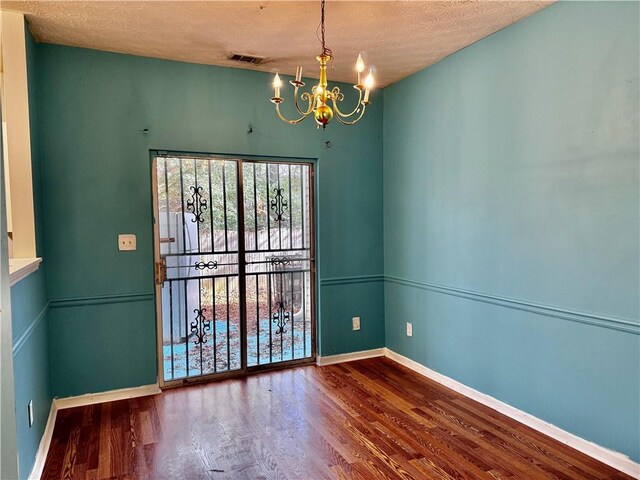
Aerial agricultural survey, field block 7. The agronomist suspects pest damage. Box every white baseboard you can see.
[316,347,386,366]
[54,383,161,410]
[384,348,640,479]
[28,402,57,480]
[28,383,161,479]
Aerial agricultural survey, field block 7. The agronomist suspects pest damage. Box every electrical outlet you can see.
[406,322,413,337]
[118,234,137,251]
[28,399,33,428]
[352,316,361,331]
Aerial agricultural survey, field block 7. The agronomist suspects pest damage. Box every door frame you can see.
[150,150,318,388]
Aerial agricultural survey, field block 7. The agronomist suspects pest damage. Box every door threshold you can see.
[160,357,317,390]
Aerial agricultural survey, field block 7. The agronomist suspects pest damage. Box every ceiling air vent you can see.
[228,53,267,65]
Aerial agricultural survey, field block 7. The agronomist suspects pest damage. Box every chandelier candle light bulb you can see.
[363,70,374,103]
[269,0,376,128]
[273,73,282,99]
[356,53,365,86]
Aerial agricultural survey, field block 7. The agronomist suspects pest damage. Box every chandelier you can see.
[270,0,375,129]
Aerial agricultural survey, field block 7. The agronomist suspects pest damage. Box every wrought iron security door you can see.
[152,153,315,386]
[243,162,315,368]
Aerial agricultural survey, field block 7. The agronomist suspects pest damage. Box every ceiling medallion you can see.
[270,0,375,129]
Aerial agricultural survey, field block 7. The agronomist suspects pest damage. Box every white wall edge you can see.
[28,401,57,480]
[54,383,161,410]
[316,347,386,366]
[384,348,640,479]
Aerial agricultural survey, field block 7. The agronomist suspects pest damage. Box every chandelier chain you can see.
[318,0,332,57]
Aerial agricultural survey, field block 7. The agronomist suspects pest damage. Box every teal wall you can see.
[35,44,385,397]
[383,1,639,463]
[9,26,52,479]
[11,271,49,479]
[18,0,639,468]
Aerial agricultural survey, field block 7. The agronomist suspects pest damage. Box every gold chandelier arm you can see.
[275,103,312,125]
[294,89,315,116]
[331,87,364,119]
[333,102,368,125]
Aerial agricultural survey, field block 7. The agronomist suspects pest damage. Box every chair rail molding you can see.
[320,274,384,286]
[49,292,155,308]
[384,275,639,335]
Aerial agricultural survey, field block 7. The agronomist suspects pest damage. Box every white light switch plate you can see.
[352,316,361,331]
[118,234,137,251]
[28,399,33,428]
[406,322,413,337]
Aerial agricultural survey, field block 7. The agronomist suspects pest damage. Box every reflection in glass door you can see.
[152,153,315,386]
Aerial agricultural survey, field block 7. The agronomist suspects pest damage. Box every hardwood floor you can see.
[42,358,633,480]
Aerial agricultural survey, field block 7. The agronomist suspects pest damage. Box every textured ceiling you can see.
[2,1,552,87]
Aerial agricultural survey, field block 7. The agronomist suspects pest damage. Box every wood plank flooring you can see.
[41,358,634,479]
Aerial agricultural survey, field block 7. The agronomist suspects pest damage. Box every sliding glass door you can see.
[152,153,315,386]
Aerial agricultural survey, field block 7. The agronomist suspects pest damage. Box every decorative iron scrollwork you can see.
[269,256,291,267]
[190,308,211,345]
[186,185,208,223]
[270,188,288,222]
[272,301,290,335]
[195,261,218,270]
